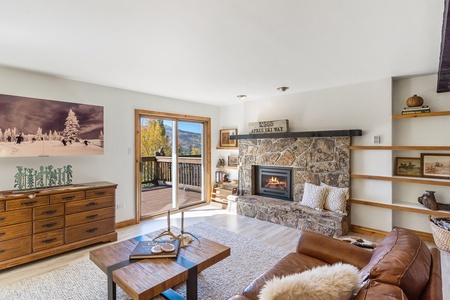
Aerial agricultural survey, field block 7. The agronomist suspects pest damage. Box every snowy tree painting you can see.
[0,94,104,157]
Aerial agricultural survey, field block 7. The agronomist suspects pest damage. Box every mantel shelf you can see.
[230,129,362,140]
[349,145,450,150]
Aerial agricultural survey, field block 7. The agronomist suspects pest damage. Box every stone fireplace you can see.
[239,136,351,201]
[254,165,292,201]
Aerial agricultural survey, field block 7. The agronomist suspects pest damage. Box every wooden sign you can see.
[248,119,289,134]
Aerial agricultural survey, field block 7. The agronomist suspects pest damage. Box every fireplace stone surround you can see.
[234,136,352,236]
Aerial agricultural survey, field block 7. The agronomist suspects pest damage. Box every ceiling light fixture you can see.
[237,95,247,100]
[277,86,289,92]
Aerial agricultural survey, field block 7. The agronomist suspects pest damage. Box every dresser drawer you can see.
[65,206,115,227]
[65,196,114,215]
[33,229,64,252]
[0,209,32,227]
[0,201,4,212]
[5,196,49,211]
[0,236,32,261]
[0,222,32,242]
[34,216,64,234]
[50,191,85,204]
[33,203,64,220]
[65,217,115,244]
[86,187,115,199]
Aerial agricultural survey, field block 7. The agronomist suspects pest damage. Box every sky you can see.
[164,120,202,133]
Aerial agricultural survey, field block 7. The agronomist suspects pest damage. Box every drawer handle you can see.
[0,217,5,221]
[86,214,98,219]
[42,210,57,215]
[95,191,107,196]
[62,196,75,200]
[0,249,4,253]
[0,232,4,237]
[43,222,57,228]
[86,228,98,233]
[42,238,57,244]
[86,202,98,207]
[21,201,37,206]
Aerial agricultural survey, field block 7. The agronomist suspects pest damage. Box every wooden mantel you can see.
[230,129,362,140]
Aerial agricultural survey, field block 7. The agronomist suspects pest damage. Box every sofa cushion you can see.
[301,182,328,211]
[258,262,360,300]
[242,252,328,300]
[358,228,431,300]
[321,182,349,214]
[354,280,408,300]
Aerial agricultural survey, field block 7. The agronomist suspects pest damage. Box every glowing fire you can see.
[265,176,287,189]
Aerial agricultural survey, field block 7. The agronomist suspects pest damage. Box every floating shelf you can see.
[392,111,450,119]
[216,146,238,150]
[230,129,362,140]
[351,174,450,186]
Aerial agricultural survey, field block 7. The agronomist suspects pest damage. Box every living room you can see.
[0,1,449,299]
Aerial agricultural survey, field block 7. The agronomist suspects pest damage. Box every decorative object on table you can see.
[14,165,73,190]
[401,94,430,115]
[394,157,421,177]
[228,155,239,167]
[178,210,199,247]
[129,239,181,260]
[429,217,450,252]
[418,190,450,211]
[153,210,178,241]
[220,129,238,147]
[421,153,450,179]
[248,119,289,134]
[0,93,104,157]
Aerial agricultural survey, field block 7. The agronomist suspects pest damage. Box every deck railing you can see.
[141,156,202,189]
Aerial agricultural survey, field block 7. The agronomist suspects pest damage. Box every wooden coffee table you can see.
[90,231,230,300]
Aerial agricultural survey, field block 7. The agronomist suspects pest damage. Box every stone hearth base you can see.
[235,195,350,236]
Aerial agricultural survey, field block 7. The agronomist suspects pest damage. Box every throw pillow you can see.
[301,182,328,211]
[259,263,361,300]
[321,183,349,214]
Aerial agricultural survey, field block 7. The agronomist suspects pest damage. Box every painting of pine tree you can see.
[0,94,104,157]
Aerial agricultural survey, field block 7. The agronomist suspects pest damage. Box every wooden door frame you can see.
[134,109,211,224]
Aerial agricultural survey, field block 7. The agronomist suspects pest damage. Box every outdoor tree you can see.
[141,120,171,157]
[36,127,43,141]
[99,130,104,148]
[62,109,81,142]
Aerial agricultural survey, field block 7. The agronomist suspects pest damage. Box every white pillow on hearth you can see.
[321,183,349,214]
[300,182,328,211]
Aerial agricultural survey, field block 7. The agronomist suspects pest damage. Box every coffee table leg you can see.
[185,266,198,300]
[108,274,117,300]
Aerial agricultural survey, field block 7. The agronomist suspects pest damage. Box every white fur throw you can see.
[258,263,360,300]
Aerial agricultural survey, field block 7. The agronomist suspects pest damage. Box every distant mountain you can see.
[164,125,201,149]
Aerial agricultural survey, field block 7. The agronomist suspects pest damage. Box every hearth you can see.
[254,166,292,201]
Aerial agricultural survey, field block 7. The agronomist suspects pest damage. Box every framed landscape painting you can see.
[421,153,450,179]
[0,94,104,157]
[394,157,421,177]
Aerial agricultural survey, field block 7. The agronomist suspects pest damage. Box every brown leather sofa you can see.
[229,227,442,300]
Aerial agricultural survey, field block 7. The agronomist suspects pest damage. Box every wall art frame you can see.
[220,129,237,147]
[394,157,421,177]
[421,153,450,179]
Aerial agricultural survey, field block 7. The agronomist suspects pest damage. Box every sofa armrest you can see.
[296,230,373,269]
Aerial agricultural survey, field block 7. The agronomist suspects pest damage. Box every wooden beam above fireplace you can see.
[230,129,362,140]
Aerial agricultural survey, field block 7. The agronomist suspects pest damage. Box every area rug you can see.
[0,222,291,300]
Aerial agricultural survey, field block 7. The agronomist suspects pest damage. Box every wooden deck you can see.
[140,185,204,217]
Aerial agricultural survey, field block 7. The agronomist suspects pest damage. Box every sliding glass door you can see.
[135,110,210,221]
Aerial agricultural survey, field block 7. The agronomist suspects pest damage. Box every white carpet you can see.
[0,222,291,300]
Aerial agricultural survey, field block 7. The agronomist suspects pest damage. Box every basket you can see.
[429,217,450,252]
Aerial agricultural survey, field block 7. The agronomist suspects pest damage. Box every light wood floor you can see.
[0,204,448,299]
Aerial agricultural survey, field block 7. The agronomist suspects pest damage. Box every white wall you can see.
[0,66,220,222]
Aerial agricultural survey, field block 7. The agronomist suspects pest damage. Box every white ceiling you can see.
[0,0,445,106]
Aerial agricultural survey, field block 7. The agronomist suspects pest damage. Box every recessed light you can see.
[277,87,289,92]
[237,95,247,100]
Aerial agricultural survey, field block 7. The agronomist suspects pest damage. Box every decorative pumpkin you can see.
[406,94,424,107]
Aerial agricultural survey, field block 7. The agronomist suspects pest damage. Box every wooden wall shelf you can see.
[351,174,450,186]
[230,129,362,140]
[349,145,450,150]
[392,111,450,119]
[351,199,450,218]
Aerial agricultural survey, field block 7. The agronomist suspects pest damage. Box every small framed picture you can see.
[394,157,421,177]
[228,155,239,167]
[421,153,450,179]
[220,129,238,147]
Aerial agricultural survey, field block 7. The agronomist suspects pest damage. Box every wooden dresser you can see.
[0,181,117,270]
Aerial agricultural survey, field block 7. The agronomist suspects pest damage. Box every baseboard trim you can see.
[351,225,434,243]
[115,218,137,229]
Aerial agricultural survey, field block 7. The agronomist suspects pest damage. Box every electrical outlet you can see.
[373,136,381,144]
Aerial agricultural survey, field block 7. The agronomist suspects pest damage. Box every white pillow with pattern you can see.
[301,182,328,211]
[321,183,349,214]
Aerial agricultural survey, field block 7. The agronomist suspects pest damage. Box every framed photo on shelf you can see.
[394,157,421,177]
[220,129,238,147]
[421,153,450,179]
[228,155,239,167]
